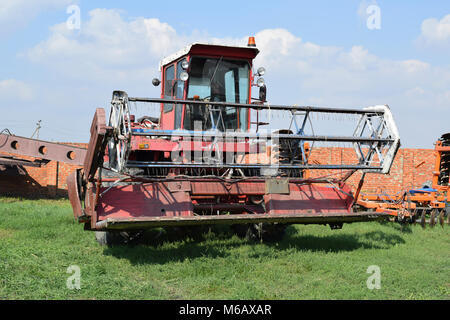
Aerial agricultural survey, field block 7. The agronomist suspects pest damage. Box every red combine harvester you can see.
[67,38,401,244]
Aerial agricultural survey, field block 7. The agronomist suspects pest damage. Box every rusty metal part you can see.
[265,178,289,194]
[429,209,436,228]
[67,169,83,219]
[166,180,192,192]
[0,156,48,167]
[420,210,426,229]
[0,133,87,166]
[83,108,108,180]
[438,209,445,227]
[352,172,366,206]
[96,211,388,230]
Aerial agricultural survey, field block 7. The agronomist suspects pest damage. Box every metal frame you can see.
[109,92,400,175]
[0,133,87,166]
[97,212,388,230]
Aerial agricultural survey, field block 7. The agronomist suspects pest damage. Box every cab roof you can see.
[159,43,259,71]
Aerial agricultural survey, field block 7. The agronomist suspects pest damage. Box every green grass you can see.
[0,198,449,300]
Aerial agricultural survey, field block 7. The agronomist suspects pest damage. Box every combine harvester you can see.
[59,37,401,244]
[357,133,450,227]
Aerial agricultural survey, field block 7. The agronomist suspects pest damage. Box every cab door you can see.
[174,59,186,129]
[161,61,186,130]
[161,63,175,130]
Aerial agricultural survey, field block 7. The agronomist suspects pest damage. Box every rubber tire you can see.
[232,223,287,242]
[95,231,121,246]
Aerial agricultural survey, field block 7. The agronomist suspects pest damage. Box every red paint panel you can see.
[97,183,193,220]
[84,108,106,179]
[264,184,353,215]
[130,137,251,153]
[131,138,178,152]
[189,44,259,60]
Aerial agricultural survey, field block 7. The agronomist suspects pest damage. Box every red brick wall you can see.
[0,143,88,198]
[308,147,436,194]
[0,144,437,198]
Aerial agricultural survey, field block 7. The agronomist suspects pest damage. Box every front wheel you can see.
[232,223,288,242]
[95,231,143,246]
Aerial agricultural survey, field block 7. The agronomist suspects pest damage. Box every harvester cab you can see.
[68,37,401,245]
[155,42,261,132]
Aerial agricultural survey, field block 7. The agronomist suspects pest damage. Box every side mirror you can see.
[259,85,267,102]
[152,78,161,87]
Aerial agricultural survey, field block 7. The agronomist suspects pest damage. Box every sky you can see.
[1,0,450,147]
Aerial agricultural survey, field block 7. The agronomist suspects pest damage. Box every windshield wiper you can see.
[210,56,223,85]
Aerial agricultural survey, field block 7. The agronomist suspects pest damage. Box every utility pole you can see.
[31,120,42,139]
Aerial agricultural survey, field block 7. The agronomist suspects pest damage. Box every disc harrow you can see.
[357,132,450,228]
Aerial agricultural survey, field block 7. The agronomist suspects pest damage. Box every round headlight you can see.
[257,67,266,76]
[181,60,189,70]
[257,77,265,87]
[180,71,189,81]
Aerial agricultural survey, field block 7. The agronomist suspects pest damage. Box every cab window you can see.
[163,64,175,113]
[174,60,185,129]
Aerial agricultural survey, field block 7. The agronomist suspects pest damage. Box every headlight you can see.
[181,60,189,70]
[257,67,266,76]
[257,77,265,87]
[180,71,189,81]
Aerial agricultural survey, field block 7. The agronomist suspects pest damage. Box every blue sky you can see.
[1,0,450,147]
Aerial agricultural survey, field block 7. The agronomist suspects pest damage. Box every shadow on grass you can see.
[377,220,413,233]
[103,225,405,265]
[102,226,241,264]
[268,229,405,254]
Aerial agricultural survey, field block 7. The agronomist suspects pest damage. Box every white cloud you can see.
[15,9,450,147]
[26,9,196,85]
[401,60,430,73]
[337,46,378,71]
[247,29,444,110]
[417,14,450,47]
[0,79,33,101]
[0,0,75,35]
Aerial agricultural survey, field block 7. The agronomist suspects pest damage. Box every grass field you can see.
[0,198,448,300]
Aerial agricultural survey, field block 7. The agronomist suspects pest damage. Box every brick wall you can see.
[0,143,88,198]
[0,144,437,198]
[307,147,436,194]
